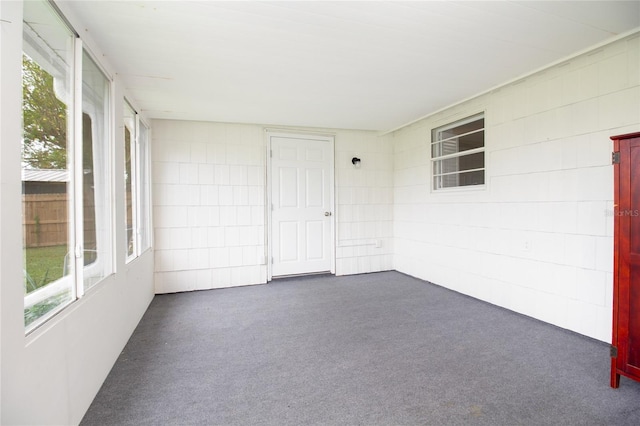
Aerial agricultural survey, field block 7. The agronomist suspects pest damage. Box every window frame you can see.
[137,118,152,253]
[22,2,78,332]
[124,101,152,263]
[431,112,486,192]
[123,101,137,262]
[22,0,114,334]
[79,48,114,294]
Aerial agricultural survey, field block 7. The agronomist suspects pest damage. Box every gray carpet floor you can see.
[81,271,640,425]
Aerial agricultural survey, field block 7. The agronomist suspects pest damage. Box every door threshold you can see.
[271,271,333,281]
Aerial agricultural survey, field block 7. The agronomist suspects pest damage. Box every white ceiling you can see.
[60,1,640,131]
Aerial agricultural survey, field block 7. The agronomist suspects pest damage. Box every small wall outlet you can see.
[523,240,531,252]
[375,239,382,248]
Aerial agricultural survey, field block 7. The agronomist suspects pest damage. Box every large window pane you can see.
[431,129,484,157]
[82,51,112,290]
[431,114,485,191]
[434,152,484,174]
[22,0,75,330]
[138,121,151,252]
[123,107,151,261]
[124,103,136,259]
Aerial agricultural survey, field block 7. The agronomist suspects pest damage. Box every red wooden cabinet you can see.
[610,132,640,388]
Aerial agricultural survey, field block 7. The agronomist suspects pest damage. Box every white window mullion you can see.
[433,167,485,178]
[434,127,484,146]
[435,112,484,134]
[124,101,137,261]
[131,113,141,256]
[433,146,485,162]
[138,120,151,253]
[73,37,85,298]
[110,78,117,268]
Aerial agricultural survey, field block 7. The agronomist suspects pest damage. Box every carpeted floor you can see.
[81,271,640,425]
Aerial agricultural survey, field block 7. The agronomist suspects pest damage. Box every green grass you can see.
[24,244,67,292]
[24,289,72,328]
[23,244,71,328]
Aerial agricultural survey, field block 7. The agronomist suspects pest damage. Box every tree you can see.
[22,54,67,169]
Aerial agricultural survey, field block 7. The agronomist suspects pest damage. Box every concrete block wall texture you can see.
[392,33,639,342]
[152,33,637,342]
[153,121,267,293]
[335,130,394,275]
[152,122,394,293]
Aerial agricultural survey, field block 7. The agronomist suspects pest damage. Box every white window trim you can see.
[431,112,486,192]
[124,100,138,263]
[73,37,84,298]
[124,104,152,262]
[81,48,115,291]
[23,3,115,333]
[137,117,152,254]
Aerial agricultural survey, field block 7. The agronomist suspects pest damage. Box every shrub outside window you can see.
[431,113,485,190]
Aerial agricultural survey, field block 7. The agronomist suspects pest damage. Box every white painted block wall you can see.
[152,123,394,293]
[335,131,394,275]
[153,121,267,292]
[392,33,640,342]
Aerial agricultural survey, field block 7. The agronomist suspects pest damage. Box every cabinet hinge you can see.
[612,151,620,164]
[610,345,618,358]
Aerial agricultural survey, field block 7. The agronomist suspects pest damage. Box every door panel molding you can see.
[266,131,335,280]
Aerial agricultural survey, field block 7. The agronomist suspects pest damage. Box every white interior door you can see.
[270,134,334,277]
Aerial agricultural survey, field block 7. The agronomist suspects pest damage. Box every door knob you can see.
[324,212,332,216]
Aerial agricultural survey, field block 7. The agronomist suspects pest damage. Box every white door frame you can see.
[265,130,336,281]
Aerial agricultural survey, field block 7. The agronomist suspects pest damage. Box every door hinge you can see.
[612,151,620,164]
[610,345,618,358]
[270,149,273,158]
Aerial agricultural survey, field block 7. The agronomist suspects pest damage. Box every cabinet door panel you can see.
[611,133,640,388]
[627,142,640,370]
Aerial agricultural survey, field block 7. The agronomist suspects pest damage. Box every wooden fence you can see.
[23,194,68,248]
[23,194,97,248]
